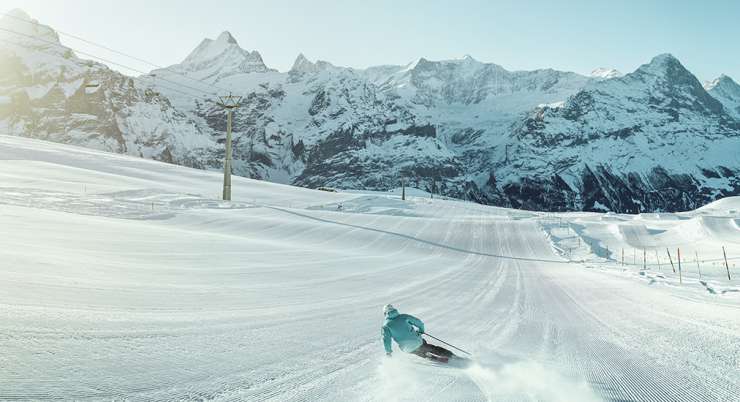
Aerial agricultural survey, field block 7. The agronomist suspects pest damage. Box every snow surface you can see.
[1,135,739,401]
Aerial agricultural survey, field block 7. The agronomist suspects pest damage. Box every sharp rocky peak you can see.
[649,53,680,65]
[634,53,688,76]
[622,53,710,95]
[182,31,245,64]
[176,30,274,75]
[289,53,336,74]
[290,53,316,72]
[216,31,238,45]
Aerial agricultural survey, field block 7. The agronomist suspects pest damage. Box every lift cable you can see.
[0,27,222,101]
[0,11,232,95]
[0,35,211,101]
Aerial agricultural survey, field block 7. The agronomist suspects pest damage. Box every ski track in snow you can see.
[1,135,739,401]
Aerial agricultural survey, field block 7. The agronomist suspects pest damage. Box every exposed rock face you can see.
[2,11,739,212]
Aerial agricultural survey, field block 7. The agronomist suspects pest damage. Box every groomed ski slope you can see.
[1,135,739,402]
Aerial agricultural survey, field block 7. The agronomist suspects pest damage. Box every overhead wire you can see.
[0,36,215,104]
[0,34,229,103]
[0,10,233,95]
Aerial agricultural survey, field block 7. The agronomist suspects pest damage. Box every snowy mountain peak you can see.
[413,57,433,68]
[705,74,740,119]
[651,52,679,64]
[704,74,737,91]
[293,52,309,65]
[288,53,337,75]
[404,56,486,78]
[590,68,622,79]
[580,53,727,120]
[5,8,31,20]
[290,53,316,73]
[182,31,244,65]
[628,53,712,98]
[626,53,688,80]
[638,53,683,74]
[0,9,61,45]
[404,57,425,70]
[165,31,274,80]
[216,31,238,45]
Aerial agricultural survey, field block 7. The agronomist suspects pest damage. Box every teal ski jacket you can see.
[382,307,424,354]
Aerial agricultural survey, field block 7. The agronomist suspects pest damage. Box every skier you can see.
[381,304,455,363]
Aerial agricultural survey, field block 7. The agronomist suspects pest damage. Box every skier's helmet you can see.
[383,304,395,316]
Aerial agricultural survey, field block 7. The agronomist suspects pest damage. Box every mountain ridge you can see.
[1,10,738,212]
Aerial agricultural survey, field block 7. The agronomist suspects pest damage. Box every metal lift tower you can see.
[217,94,242,201]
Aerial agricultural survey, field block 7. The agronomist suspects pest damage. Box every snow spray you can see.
[465,360,602,402]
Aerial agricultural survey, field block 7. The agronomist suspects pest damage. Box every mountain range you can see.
[1,9,738,212]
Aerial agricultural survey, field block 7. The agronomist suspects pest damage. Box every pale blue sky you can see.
[3,0,739,81]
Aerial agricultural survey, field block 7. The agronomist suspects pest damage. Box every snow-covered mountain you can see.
[161,31,275,83]
[506,54,740,212]
[590,68,622,80]
[0,9,216,165]
[705,74,740,120]
[1,9,738,212]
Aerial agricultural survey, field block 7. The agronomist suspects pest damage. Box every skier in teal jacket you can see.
[381,304,454,361]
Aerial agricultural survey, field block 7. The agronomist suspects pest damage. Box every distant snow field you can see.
[1,135,739,401]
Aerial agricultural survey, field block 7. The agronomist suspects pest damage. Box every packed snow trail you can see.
[1,135,739,401]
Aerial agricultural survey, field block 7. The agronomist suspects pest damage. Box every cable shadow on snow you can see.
[266,206,572,264]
